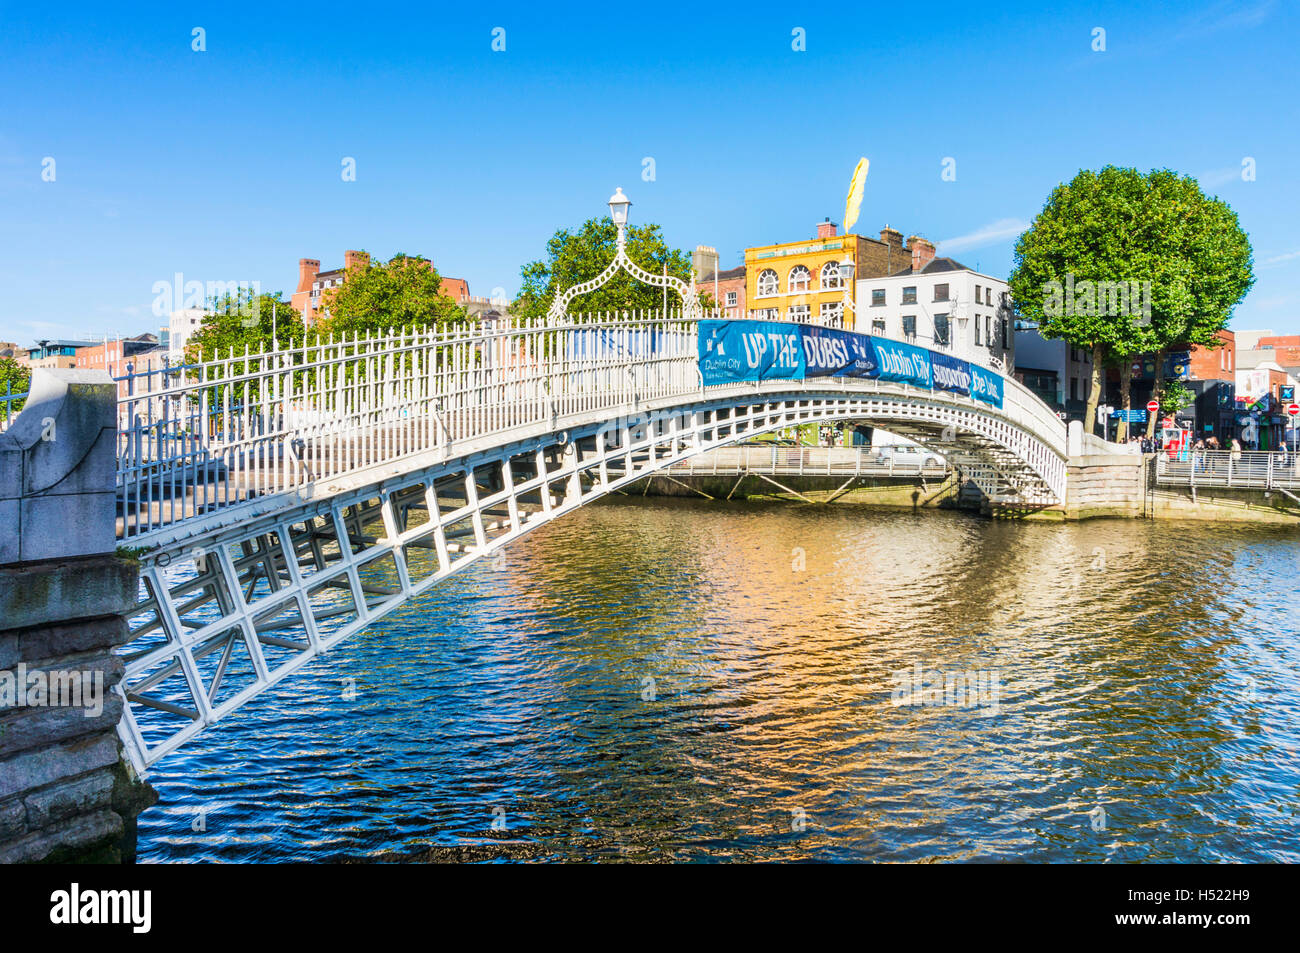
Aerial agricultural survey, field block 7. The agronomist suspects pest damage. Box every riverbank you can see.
[629,451,1300,524]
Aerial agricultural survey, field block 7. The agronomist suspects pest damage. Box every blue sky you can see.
[1,0,1296,342]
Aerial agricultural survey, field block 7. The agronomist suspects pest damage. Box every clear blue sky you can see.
[1,0,1296,342]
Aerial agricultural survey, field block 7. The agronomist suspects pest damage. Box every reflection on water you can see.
[138,500,1300,862]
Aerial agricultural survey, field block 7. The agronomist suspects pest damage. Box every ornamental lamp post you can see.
[609,187,632,247]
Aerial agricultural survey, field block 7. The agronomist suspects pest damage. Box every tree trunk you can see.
[1118,358,1132,442]
[1146,349,1166,439]
[1084,344,1105,436]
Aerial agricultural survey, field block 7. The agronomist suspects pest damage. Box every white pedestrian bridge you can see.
[98,310,1067,769]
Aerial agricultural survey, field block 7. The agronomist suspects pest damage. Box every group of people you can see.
[1123,432,1249,461]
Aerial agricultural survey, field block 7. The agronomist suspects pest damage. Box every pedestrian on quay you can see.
[1230,436,1243,468]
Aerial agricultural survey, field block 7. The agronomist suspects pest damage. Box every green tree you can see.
[1009,166,1253,438]
[316,253,467,336]
[185,291,305,363]
[514,217,710,322]
[0,356,31,416]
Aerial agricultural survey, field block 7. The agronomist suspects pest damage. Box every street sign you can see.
[1288,403,1300,416]
[1160,417,1174,428]
[1146,400,1159,413]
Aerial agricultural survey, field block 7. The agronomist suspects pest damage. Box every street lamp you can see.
[609,187,631,247]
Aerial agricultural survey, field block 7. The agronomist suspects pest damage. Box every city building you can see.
[745,223,918,330]
[1013,326,1093,419]
[25,340,96,369]
[73,333,159,374]
[292,251,474,325]
[0,342,29,367]
[1244,334,1300,377]
[1096,330,1238,442]
[168,308,207,359]
[856,253,1015,372]
[693,246,746,316]
[698,265,746,317]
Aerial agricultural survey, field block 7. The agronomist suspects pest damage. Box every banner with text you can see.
[698,320,1003,410]
[699,320,804,385]
[800,324,879,379]
[969,363,1004,409]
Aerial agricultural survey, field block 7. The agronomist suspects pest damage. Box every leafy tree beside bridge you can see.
[514,217,711,322]
[316,253,467,336]
[185,292,304,364]
[1009,166,1253,438]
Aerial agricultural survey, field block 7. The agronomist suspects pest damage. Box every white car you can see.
[873,445,946,468]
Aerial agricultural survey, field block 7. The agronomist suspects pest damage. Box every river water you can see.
[137,500,1300,862]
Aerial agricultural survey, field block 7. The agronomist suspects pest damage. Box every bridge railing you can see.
[98,309,1070,540]
[1154,449,1300,490]
[113,311,699,539]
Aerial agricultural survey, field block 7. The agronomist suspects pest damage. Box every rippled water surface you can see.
[138,501,1300,862]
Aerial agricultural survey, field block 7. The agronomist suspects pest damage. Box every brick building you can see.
[744,223,928,330]
[699,265,746,316]
[292,251,473,325]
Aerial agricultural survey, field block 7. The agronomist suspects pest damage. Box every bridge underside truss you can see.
[117,390,1065,771]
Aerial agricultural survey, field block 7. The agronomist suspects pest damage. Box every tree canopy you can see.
[0,356,31,413]
[315,253,467,335]
[514,217,709,321]
[1009,166,1253,434]
[185,291,304,363]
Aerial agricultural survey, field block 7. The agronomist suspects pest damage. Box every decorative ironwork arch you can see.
[546,188,703,321]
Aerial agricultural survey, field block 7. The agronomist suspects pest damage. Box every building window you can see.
[757,269,778,297]
[975,316,982,346]
[820,262,843,289]
[975,284,981,304]
[753,307,778,321]
[725,291,737,307]
[902,315,917,342]
[871,288,886,307]
[1000,318,1008,349]
[789,265,811,292]
[788,304,811,323]
[985,287,993,306]
[933,283,949,302]
[872,318,886,335]
[902,286,917,305]
[1070,377,1078,401]
[820,301,843,325]
[985,316,992,347]
[934,314,950,346]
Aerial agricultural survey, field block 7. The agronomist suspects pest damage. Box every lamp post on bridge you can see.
[545,188,703,323]
[609,187,631,249]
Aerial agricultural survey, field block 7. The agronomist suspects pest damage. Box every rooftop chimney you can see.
[817,218,838,239]
[297,258,320,295]
[908,236,936,273]
[344,249,370,273]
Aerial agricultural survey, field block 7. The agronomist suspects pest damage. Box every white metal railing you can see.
[1154,449,1300,490]
[57,310,1069,540]
[112,312,697,538]
[669,445,949,477]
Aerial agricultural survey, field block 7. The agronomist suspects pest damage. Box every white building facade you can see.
[168,308,207,359]
[853,260,1014,373]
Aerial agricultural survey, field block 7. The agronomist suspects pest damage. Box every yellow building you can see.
[744,221,930,331]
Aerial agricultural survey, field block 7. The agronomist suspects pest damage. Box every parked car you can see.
[873,445,946,468]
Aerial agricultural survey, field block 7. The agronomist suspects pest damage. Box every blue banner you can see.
[871,337,932,389]
[931,351,972,397]
[698,320,804,385]
[801,324,878,379]
[969,363,1004,408]
[697,320,1007,410]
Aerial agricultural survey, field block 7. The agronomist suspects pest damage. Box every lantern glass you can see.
[609,187,631,226]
